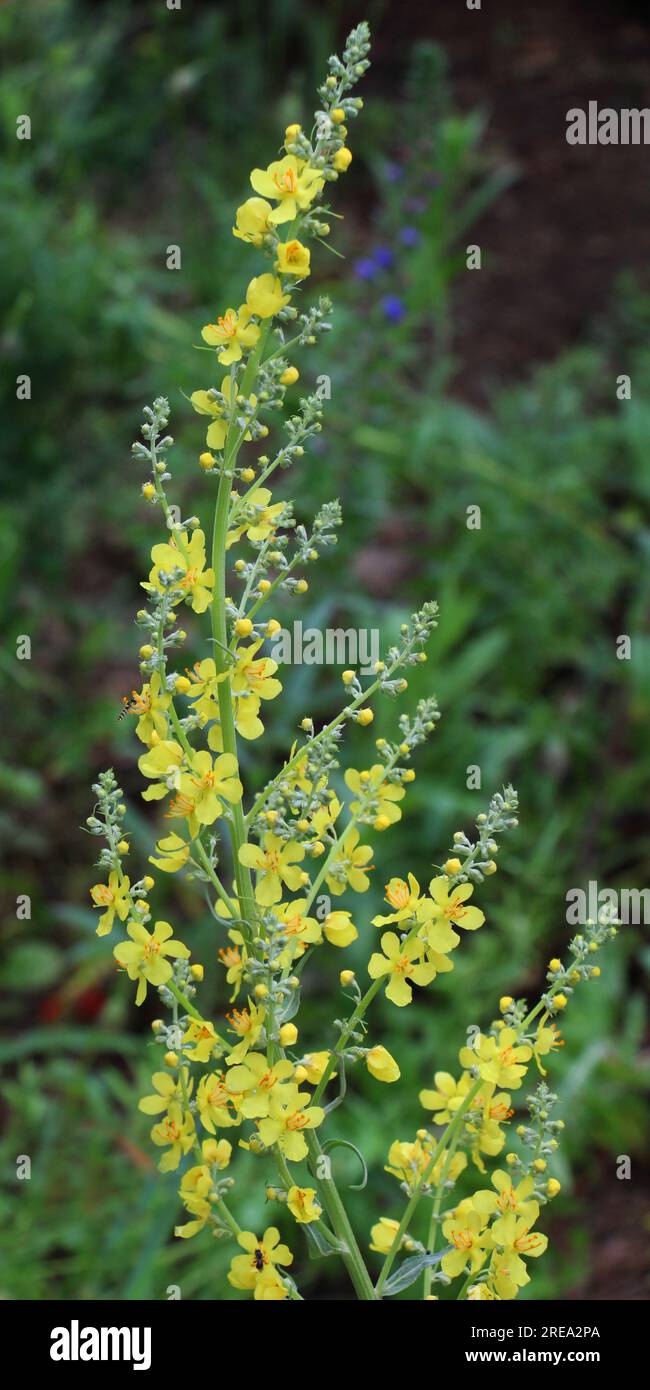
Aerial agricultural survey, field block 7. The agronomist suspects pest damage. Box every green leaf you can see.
[381,1248,450,1297]
[304,1222,348,1260]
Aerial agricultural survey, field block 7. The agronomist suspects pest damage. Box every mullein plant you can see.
[87,21,619,1302]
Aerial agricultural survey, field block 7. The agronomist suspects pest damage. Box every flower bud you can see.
[279,1023,298,1046]
[366,1045,400,1083]
[333,147,352,171]
[280,366,299,386]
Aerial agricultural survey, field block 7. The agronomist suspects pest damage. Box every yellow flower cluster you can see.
[88,20,618,1305]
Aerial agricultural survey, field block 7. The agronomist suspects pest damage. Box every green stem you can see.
[208,329,271,937]
[167,980,204,1022]
[376,1077,483,1297]
[423,1125,463,1299]
[312,978,382,1106]
[246,677,383,826]
[306,1131,377,1300]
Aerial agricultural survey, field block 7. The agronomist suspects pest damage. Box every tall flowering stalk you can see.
[87,22,619,1302]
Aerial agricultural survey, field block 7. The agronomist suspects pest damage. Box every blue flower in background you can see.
[354,256,378,281]
[381,294,406,324]
[399,226,420,247]
[373,245,394,270]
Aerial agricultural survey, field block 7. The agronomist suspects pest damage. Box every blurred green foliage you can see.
[1,0,648,1300]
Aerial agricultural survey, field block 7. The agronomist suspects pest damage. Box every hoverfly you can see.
[117,693,140,721]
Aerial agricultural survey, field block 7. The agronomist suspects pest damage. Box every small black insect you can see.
[254,1248,265,1272]
[117,694,138,720]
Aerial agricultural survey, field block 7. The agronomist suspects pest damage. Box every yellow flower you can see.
[229,640,282,730]
[372,872,422,926]
[227,487,285,548]
[366,1045,400,1082]
[238,832,305,906]
[249,155,324,224]
[191,375,256,452]
[138,1068,193,1116]
[202,1137,232,1169]
[245,273,290,320]
[150,1103,196,1172]
[427,875,485,932]
[113,919,190,1006]
[345,765,405,825]
[368,930,437,1007]
[226,1001,265,1063]
[385,1139,467,1193]
[489,1209,548,1299]
[177,750,243,830]
[384,1137,430,1189]
[219,932,247,1000]
[532,1021,564,1075]
[138,738,184,802]
[232,196,273,245]
[441,1207,490,1281]
[287,1186,321,1224]
[228,1227,293,1299]
[257,1084,325,1161]
[296,1051,333,1086]
[201,304,260,364]
[275,899,322,963]
[459,1028,532,1090]
[149,831,190,874]
[225,1052,294,1119]
[126,671,171,745]
[323,910,358,948]
[175,1163,213,1239]
[90,870,130,936]
[275,239,311,278]
[419,1070,474,1124]
[146,529,215,614]
[466,1091,513,1171]
[325,826,374,895]
[196,1071,241,1132]
[182,1018,222,1063]
[471,1170,538,1225]
[369,1216,401,1254]
[185,657,226,723]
